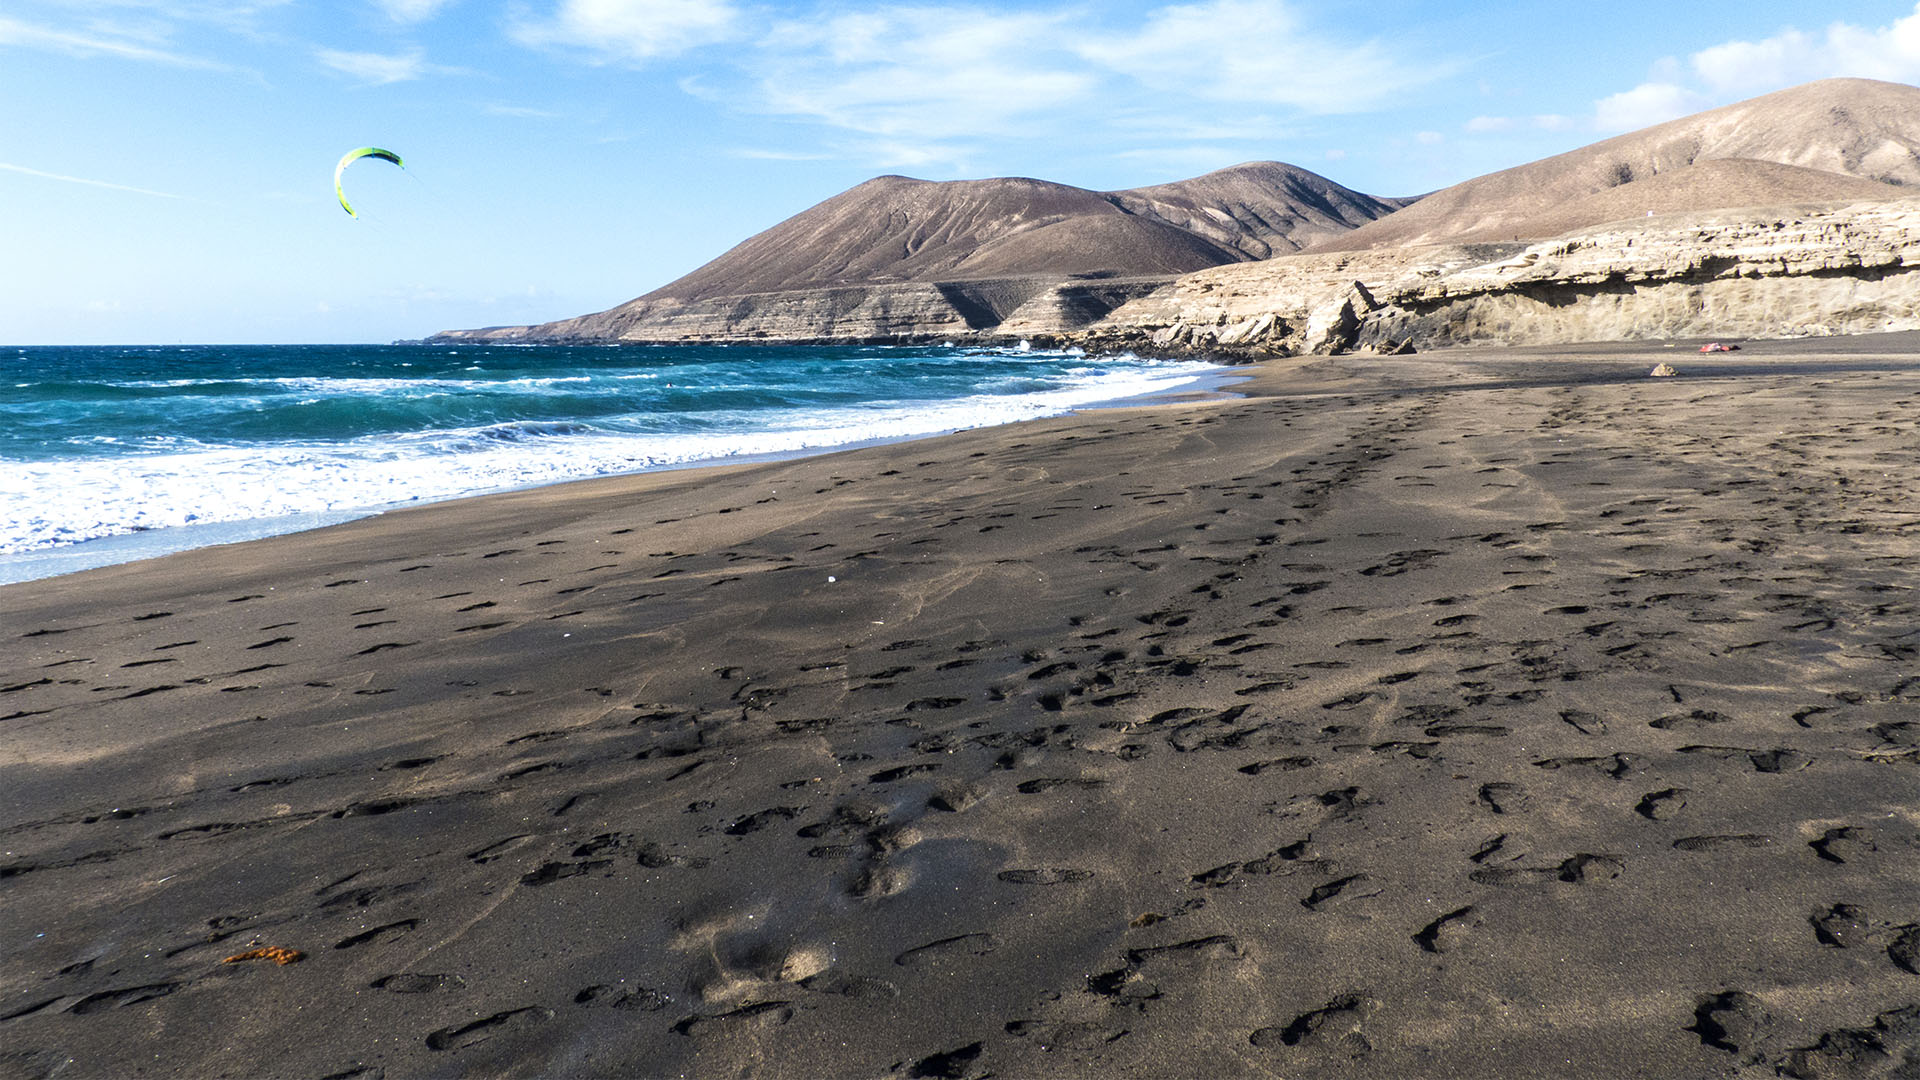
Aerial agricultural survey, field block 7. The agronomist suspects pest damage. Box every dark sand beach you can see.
[5,337,1920,1079]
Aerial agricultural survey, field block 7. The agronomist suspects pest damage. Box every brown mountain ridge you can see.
[633,161,1406,303]
[1310,77,1920,251]
[432,78,1920,347]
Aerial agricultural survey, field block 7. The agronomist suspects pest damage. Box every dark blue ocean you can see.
[0,342,1221,582]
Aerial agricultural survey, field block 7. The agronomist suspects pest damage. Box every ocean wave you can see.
[0,359,1217,555]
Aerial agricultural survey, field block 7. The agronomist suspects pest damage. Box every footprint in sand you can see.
[333,920,418,951]
[372,973,466,994]
[672,1000,793,1037]
[424,1006,554,1051]
[1414,906,1482,953]
[896,933,998,969]
[1810,904,1868,949]
[1687,990,1776,1056]
[1250,993,1378,1057]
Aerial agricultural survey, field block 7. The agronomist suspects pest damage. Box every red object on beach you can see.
[1699,342,1740,352]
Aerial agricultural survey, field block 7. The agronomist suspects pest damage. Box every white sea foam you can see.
[108,374,590,394]
[0,362,1218,556]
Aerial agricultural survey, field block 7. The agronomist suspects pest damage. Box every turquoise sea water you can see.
[0,342,1221,582]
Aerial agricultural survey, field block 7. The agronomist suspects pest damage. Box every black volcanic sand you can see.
[5,338,1920,1079]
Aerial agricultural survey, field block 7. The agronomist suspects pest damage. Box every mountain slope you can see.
[1103,161,1415,259]
[639,162,1401,303]
[1312,78,1920,251]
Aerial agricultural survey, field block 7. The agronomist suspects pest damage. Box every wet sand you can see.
[4,337,1920,1079]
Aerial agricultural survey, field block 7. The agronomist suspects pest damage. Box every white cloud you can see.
[1077,0,1448,113]
[483,102,563,118]
[1470,113,1579,134]
[1592,81,1710,132]
[372,0,455,22]
[0,14,214,66]
[663,0,1443,169]
[741,7,1093,140]
[317,46,439,84]
[852,138,975,169]
[1415,130,1443,145]
[1691,5,1920,96]
[370,0,456,21]
[1574,4,1920,136]
[0,2,295,69]
[511,0,742,63]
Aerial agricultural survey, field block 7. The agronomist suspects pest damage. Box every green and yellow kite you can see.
[334,147,404,218]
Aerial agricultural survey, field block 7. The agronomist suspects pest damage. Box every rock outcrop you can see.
[1067,197,1920,357]
[437,275,1176,344]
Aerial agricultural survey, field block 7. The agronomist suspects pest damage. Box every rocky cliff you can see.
[433,275,1176,344]
[1064,196,1920,357]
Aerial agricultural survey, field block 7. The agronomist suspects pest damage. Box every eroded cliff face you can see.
[430,276,1175,345]
[1064,197,1920,357]
[433,198,1920,356]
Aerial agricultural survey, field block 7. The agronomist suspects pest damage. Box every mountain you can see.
[430,78,1920,350]
[1311,78,1920,251]
[635,162,1403,303]
[1104,163,1417,259]
[431,161,1404,343]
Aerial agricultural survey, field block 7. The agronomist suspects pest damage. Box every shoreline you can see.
[6,339,1920,1077]
[0,360,1243,587]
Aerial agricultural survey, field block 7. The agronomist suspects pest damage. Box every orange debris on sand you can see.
[221,946,305,966]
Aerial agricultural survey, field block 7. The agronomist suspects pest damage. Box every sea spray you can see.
[1,342,1222,564]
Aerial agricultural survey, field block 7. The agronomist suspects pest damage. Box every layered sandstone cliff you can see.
[1064,197,1920,357]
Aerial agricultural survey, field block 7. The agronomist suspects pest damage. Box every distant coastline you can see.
[430,80,1920,359]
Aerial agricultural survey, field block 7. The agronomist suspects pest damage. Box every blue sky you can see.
[7,0,1920,344]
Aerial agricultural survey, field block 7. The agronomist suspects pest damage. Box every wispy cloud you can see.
[653,0,1442,170]
[90,2,292,24]
[482,102,563,118]
[0,13,219,67]
[1077,0,1450,113]
[744,7,1092,141]
[372,0,456,23]
[317,46,456,84]
[511,0,744,63]
[0,161,184,199]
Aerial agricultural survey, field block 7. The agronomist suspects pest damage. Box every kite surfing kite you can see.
[334,147,403,218]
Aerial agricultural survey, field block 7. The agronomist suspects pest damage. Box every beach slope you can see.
[4,339,1920,1078]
